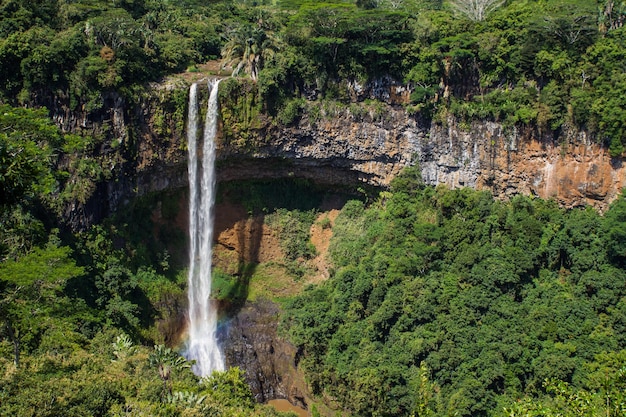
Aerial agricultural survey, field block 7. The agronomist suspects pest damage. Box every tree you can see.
[448,0,504,21]
[0,105,60,206]
[149,344,191,396]
[221,24,280,81]
[604,190,626,266]
[501,376,626,417]
[599,0,626,33]
[0,242,84,366]
[412,362,441,417]
[201,367,256,410]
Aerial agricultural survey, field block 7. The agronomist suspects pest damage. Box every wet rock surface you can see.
[222,300,309,409]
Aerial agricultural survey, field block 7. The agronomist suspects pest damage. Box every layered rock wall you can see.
[216,110,625,211]
[56,79,625,230]
[216,104,423,187]
[422,120,625,210]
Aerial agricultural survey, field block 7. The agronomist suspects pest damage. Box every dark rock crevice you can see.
[223,300,310,409]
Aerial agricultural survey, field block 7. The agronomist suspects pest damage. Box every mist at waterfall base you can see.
[184,79,225,377]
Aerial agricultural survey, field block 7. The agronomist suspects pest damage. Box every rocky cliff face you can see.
[55,78,624,230]
[216,110,624,212]
[222,301,310,408]
[422,120,625,210]
[216,104,423,188]
[113,82,624,216]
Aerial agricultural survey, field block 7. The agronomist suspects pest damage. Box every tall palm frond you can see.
[221,24,280,81]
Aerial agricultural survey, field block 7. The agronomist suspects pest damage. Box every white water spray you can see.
[185,79,224,376]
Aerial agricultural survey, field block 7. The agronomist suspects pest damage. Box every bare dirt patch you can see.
[211,200,341,300]
[308,209,340,284]
[171,60,233,84]
[213,202,283,275]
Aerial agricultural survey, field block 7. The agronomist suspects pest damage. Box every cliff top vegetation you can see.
[0,0,625,150]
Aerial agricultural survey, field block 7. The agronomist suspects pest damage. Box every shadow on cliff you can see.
[212,205,265,317]
[229,214,264,313]
[213,178,362,316]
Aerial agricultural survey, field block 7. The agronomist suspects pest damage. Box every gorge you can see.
[6,58,626,417]
[3,1,626,415]
[64,76,626,236]
[77,75,624,411]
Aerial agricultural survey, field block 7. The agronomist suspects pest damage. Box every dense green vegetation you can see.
[1,331,293,417]
[1,0,625,148]
[0,104,295,415]
[0,0,224,108]
[284,167,626,416]
[2,0,626,416]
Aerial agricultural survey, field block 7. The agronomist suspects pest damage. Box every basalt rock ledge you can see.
[54,78,625,230]
[219,112,626,212]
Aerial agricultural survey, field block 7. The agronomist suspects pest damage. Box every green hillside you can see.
[1,0,626,416]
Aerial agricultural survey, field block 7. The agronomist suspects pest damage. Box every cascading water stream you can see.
[185,79,224,376]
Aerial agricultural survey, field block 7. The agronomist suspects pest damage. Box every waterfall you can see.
[185,79,224,376]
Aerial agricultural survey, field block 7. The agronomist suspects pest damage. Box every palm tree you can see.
[220,24,279,81]
[149,344,191,396]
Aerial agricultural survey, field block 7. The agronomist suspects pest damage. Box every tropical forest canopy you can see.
[1,0,626,416]
[0,0,624,148]
[285,169,626,416]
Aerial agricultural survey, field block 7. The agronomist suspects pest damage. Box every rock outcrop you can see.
[222,300,310,408]
[216,104,422,188]
[117,82,624,217]
[53,77,624,231]
[422,120,625,210]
